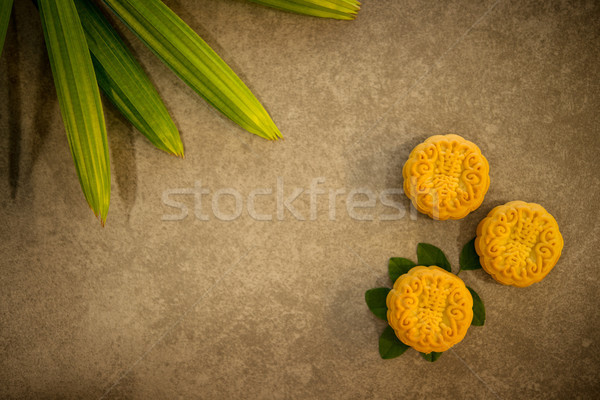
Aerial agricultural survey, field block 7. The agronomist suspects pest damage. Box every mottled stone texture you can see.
[0,0,599,399]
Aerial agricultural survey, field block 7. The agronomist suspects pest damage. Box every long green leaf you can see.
[103,0,282,140]
[39,0,110,224]
[247,0,360,20]
[74,0,183,157]
[0,0,13,58]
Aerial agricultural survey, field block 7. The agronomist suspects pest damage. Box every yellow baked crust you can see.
[475,201,563,287]
[386,266,473,353]
[403,134,490,220]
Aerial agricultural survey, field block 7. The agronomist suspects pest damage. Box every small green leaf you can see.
[417,243,451,272]
[467,286,486,326]
[0,0,13,59]
[247,0,360,20]
[379,326,409,359]
[388,258,416,284]
[421,351,443,362]
[459,238,482,271]
[365,288,390,321]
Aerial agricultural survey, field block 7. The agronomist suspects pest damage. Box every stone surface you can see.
[0,0,599,398]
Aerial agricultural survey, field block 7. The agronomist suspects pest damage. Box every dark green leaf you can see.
[388,257,416,284]
[467,286,486,326]
[0,0,13,59]
[459,238,482,271]
[379,326,409,359]
[364,287,390,321]
[417,243,451,272]
[421,351,443,362]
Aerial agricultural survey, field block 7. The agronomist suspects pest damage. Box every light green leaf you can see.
[459,237,483,272]
[417,243,452,273]
[421,351,443,362]
[74,0,183,156]
[247,0,360,20]
[103,0,282,140]
[0,0,13,58]
[39,0,110,224]
[467,286,486,326]
[365,287,390,321]
[379,326,409,359]
[388,257,416,284]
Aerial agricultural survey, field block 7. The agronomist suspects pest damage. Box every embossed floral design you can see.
[386,266,473,353]
[403,134,490,220]
[366,243,485,361]
[475,201,563,287]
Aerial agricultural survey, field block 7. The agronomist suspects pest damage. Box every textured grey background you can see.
[1,0,599,399]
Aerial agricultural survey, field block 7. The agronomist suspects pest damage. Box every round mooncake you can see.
[475,201,563,287]
[403,134,490,220]
[386,266,473,353]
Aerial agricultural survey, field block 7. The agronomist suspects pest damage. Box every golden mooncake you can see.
[386,266,473,353]
[475,201,563,287]
[403,134,490,220]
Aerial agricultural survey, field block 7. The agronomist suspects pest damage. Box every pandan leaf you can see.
[0,0,13,58]
[388,257,416,284]
[379,326,409,359]
[417,243,452,273]
[39,0,110,224]
[421,351,442,362]
[74,0,183,156]
[365,287,390,321]
[459,237,483,272]
[247,0,360,20]
[467,286,486,326]
[103,0,282,140]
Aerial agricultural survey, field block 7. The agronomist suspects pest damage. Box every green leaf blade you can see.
[103,0,282,140]
[247,0,361,20]
[74,0,183,157]
[365,287,390,321]
[39,0,111,224]
[379,326,409,359]
[421,351,443,362]
[467,286,486,326]
[417,243,452,272]
[0,0,13,58]
[388,257,416,284]
[459,237,483,271]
